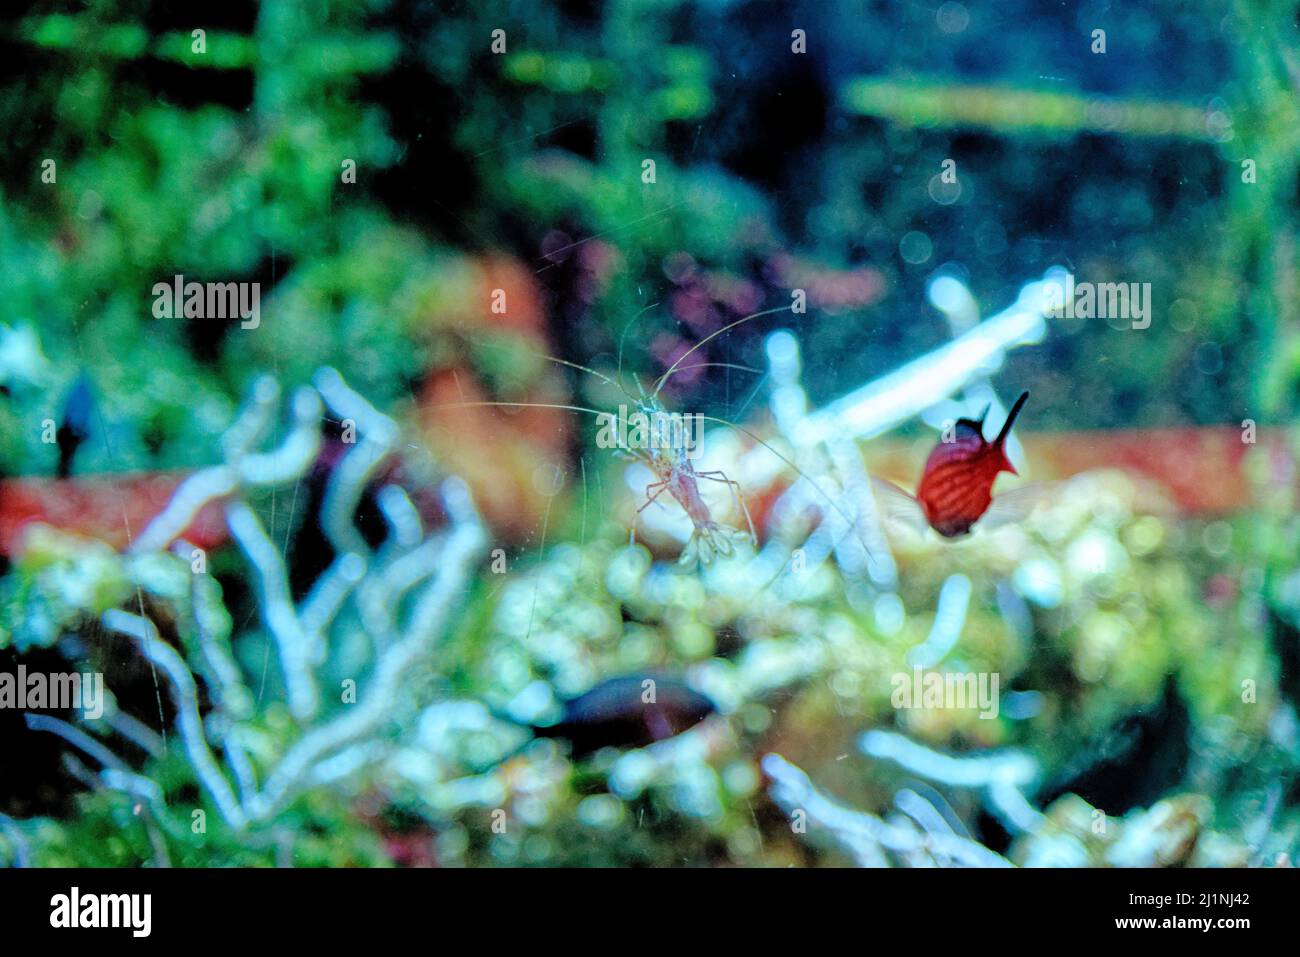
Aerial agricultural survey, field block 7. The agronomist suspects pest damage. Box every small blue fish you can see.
[56,374,95,479]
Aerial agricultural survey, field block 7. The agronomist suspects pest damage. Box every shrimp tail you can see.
[680,521,750,566]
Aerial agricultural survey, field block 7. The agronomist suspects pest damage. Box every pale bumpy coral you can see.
[7,370,485,860]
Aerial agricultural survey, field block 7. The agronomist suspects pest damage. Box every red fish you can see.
[874,390,1034,538]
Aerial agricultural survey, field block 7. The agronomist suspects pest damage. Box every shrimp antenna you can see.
[616,300,661,394]
[423,398,610,422]
[699,414,876,563]
[669,361,765,377]
[652,305,791,398]
[541,354,641,406]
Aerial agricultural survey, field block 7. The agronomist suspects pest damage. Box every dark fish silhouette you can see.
[874,390,1037,538]
[1037,675,1191,814]
[56,375,95,479]
[523,674,717,759]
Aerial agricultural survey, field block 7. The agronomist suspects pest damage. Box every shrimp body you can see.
[664,463,711,527]
[635,433,755,565]
[430,309,824,565]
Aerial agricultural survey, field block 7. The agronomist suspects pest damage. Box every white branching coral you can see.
[761,752,1013,867]
[859,729,1044,835]
[762,721,1044,866]
[23,368,487,835]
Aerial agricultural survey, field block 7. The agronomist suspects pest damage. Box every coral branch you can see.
[762,752,1012,867]
[313,367,398,557]
[225,500,318,721]
[101,609,248,830]
[247,481,484,821]
[860,729,1045,835]
[133,380,322,554]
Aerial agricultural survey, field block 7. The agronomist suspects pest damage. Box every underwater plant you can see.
[1,369,486,865]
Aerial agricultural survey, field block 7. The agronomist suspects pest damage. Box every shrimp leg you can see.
[695,470,758,546]
[630,480,669,546]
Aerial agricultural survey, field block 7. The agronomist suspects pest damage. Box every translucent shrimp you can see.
[429,304,872,567]
[547,358,757,565]
[625,306,806,562]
